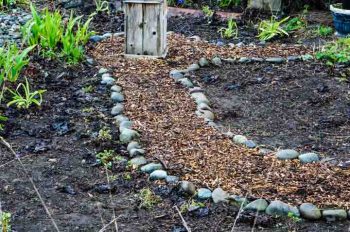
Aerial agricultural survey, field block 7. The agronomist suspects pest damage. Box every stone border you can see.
[167,56,350,222]
[90,35,349,223]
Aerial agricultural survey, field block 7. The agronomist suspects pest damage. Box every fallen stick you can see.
[173,205,192,232]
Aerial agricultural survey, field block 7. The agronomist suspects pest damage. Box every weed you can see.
[218,0,240,8]
[96,150,114,166]
[98,127,112,141]
[218,18,238,39]
[180,199,205,213]
[82,85,93,93]
[0,115,7,131]
[287,212,302,222]
[7,78,46,109]
[316,25,333,37]
[94,0,109,14]
[284,17,306,32]
[123,172,132,180]
[138,188,161,209]
[257,16,289,41]
[0,44,35,85]
[82,107,94,113]
[202,6,214,21]
[316,37,350,65]
[0,211,11,232]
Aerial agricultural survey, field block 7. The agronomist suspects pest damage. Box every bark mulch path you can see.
[89,34,350,209]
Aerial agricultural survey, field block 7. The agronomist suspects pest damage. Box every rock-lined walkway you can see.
[90,34,350,209]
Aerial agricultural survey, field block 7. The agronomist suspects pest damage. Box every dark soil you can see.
[193,61,350,162]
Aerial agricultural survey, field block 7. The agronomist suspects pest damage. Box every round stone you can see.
[115,115,129,124]
[187,63,200,71]
[197,188,212,200]
[149,170,167,180]
[244,199,268,212]
[197,103,212,111]
[119,129,139,144]
[212,188,229,203]
[111,104,124,116]
[200,110,215,121]
[211,57,222,66]
[129,156,147,167]
[127,141,141,152]
[177,78,194,88]
[265,57,285,63]
[265,200,300,217]
[276,149,299,160]
[111,85,122,92]
[111,92,124,102]
[141,163,163,173]
[180,181,196,195]
[233,135,248,144]
[244,140,257,148]
[166,175,179,184]
[299,203,321,220]
[298,153,320,164]
[199,57,209,67]
[119,120,133,131]
[170,70,184,80]
[129,148,145,157]
[98,68,108,74]
[322,209,347,221]
[101,74,115,85]
[238,57,251,63]
[191,92,210,105]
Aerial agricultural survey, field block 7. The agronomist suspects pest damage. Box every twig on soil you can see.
[173,205,192,232]
[231,193,249,232]
[104,166,119,232]
[0,136,60,232]
[98,216,121,232]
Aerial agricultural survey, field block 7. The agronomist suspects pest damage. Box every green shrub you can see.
[0,212,11,232]
[316,37,350,65]
[257,16,289,41]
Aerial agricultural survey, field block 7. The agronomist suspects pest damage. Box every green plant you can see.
[257,16,289,41]
[180,199,205,213]
[202,6,214,19]
[0,211,11,232]
[0,115,7,131]
[82,85,94,93]
[316,37,350,65]
[7,78,46,109]
[284,17,306,32]
[94,0,109,14]
[218,18,238,39]
[218,0,241,8]
[0,44,35,85]
[138,188,161,209]
[316,25,333,37]
[96,150,114,166]
[287,212,301,222]
[98,127,112,141]
[123,172,132,180]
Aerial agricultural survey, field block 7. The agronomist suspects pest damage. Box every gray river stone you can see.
[322,209,348,221]
[187,63,200,71]
[298,153,320,164]
[244,199,268,212]
[276,149,299,160]
[299,203,321,220]
[199,57,209,67]
[111,104,124,116]
[211,57,222,66]
[233,135,248,144]
[197,188,212,200]
[129,156,147,167]
[180,181,196,195]
[212,188,229,203]
[141,163,163,173]
[149,170,167,180]
[120,129,140,144]
[265,57,285,63]
[111,85,122,92]
[265,200,300,217]
[127,141,141,152]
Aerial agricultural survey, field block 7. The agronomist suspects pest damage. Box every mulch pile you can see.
[89,34,350,208]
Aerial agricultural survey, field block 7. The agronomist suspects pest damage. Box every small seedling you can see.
[0,115,8,131]
[7,78,46,109]
[98,127,112,141]
[94,0,109,14]
[0,211,11,232]
[202,6,214,20]
[316,37,350,65]
[123,173,132,180]
[138,188,161,209]
[284,17,306,32]
[218,18,238,39]
[96,150,114,165]
[287,212,301,223]
[180,199,205,213]
[82,85,93,93]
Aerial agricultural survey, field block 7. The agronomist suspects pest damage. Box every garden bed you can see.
[193,61,350,163]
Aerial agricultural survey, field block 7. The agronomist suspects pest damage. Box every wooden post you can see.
[124,0,167,58]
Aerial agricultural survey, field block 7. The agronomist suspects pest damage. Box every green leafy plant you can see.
[316,37,350,65]
[98,126,112,141]
[0,115,7,131]
[180,200,205,213]
[138,188,161,209]
[287,212,301,222]
[218,0,241,8]
[0,44,35,85]
[257,16,289,41]
[95,0,109,14]
[202,6,214,19]
[218,18,238,39]
[316,25,333,37]
[0,211,11,232]
[96,150,114,166]
[7,78,46,109]
[284,17,306,32]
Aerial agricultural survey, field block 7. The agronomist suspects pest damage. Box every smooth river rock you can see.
[276,149,299,160]
[299,203,321,220]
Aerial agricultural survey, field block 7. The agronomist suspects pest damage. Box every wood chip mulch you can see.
[89,34,350,209]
